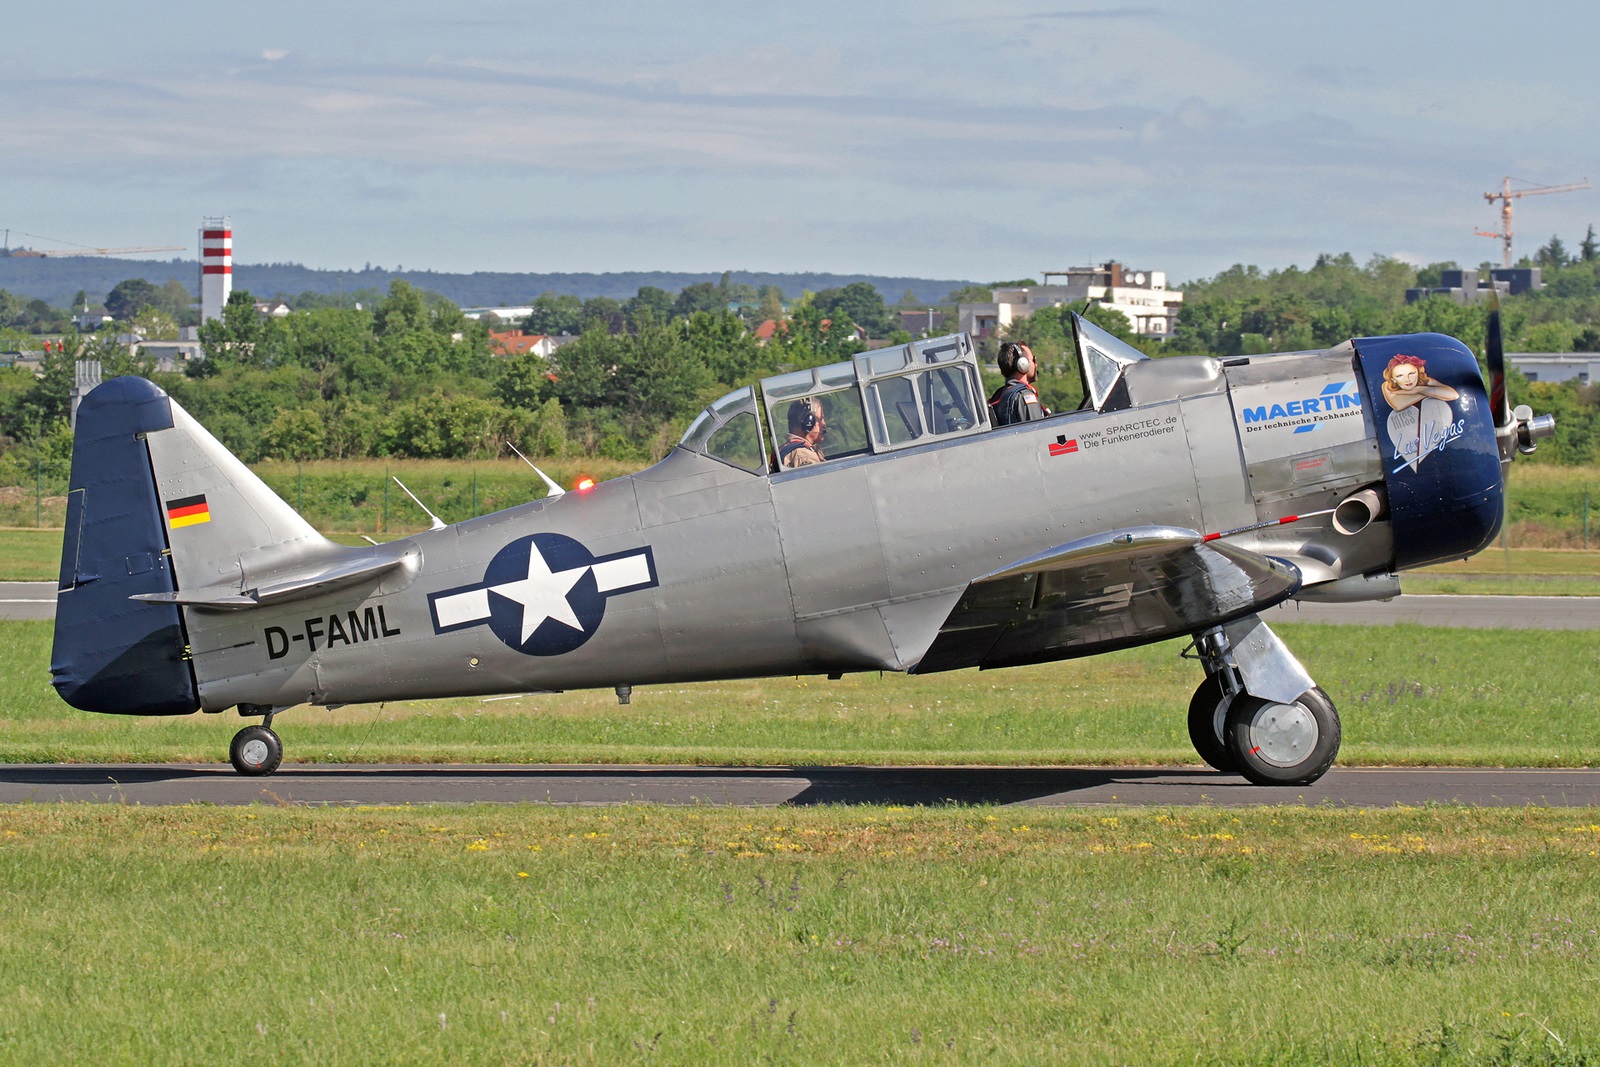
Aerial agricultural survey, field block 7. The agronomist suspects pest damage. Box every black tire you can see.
[229,725,283,776]
[1186,676,1237,772]
[1224,686,1340,786]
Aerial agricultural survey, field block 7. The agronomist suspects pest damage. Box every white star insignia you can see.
[488,541,590,642]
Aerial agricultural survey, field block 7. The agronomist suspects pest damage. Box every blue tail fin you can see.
[50,377,199,715]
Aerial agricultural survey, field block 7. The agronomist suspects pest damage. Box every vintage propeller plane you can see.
[51,307,1552,783]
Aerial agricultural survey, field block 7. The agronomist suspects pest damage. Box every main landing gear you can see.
[229,705,285,776]
[1186,616,1341,786]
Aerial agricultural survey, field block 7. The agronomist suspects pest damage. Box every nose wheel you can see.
[230,724,284,776]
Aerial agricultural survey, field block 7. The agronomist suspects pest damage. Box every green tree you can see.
[517,397,568,457]
[673,282,725,318]
[755,285,785,324]
[153,279,194,322]
[382,393,512,458]
[194,290,268,375]
[524,292,583,335]
[945,284,994,304]
[315,398,381,459]
[131,306,179,341]
[372,279,430,338]
[495,350,556,411]
[625,287,675,327]
[1536,235,1571,269]
[580,297,625,333]
[683,311,765,385]
[261,406,327,461]
[811,282,891,338]
[1414,261,1459,288]
[1582,225,1598,263]
[105,278,159,321]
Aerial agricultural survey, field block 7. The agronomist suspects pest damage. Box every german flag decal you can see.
[166,494,211,529]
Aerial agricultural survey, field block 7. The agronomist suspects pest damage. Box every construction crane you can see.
[2,229,184,258]
[1477,177,1591,268]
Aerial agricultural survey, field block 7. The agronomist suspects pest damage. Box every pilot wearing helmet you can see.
[779,398,827,468]
[988,342,1046,426]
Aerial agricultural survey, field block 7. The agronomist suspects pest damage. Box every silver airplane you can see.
[50,311,1552,783]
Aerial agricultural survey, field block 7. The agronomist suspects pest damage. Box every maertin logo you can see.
[1241,381,1362,435]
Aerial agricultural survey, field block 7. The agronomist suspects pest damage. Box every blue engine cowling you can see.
[1352,333,1503,571]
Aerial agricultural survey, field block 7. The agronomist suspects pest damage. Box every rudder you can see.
[51,377,199,713]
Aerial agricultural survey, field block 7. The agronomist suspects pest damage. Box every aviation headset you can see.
[999,343,1033,377]
[789,398,821,434]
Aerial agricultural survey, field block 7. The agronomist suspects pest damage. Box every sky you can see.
[6,1,1600,285]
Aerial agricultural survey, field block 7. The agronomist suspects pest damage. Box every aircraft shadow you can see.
[780,766,1215,806]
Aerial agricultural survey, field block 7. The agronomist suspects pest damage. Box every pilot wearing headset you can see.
[779,397,827,467]
[988,342,1046,426]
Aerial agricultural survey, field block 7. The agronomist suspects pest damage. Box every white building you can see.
[1510,353,1600,385]
[958,262,1183,340]
[73,306,114,331]
[462,306,535,324]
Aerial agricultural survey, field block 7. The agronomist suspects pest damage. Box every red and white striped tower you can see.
[199,216,232,322]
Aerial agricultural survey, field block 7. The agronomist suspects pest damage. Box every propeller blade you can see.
[1484,287,1510,429]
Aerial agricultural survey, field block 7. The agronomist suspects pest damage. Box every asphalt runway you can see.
[3,764,1599,808]
[6,582,1599,627]
[0,582,57,621]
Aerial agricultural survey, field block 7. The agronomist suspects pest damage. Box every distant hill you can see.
[0,254,979,309]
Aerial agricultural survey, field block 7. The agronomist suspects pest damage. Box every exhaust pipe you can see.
[1332,488,1386,537]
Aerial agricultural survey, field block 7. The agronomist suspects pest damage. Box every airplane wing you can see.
[911,526,1301,674]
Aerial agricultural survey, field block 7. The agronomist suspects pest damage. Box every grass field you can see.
[4,619,1597,769]
[1,804,1597,1064]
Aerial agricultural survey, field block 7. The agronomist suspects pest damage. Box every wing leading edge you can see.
[911,526,1301,674]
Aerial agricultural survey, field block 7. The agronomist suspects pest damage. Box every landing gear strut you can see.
[230,706,284,776]
[1188,615,1341,786]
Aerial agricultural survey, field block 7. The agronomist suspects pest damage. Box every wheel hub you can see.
[240,739,270,768]
[1242,700,1318,768]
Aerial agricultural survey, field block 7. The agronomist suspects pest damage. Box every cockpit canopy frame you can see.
[679,332,992,474]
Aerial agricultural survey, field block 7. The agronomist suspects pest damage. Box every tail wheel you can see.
[1224,686,1340,786]
[230,725,283,776]
[1186,676,1237,772]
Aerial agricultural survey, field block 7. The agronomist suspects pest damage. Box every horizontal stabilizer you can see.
[912,525,1301,674]
[130,546,416,611]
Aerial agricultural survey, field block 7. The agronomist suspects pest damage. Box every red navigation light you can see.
[575,475,596,492]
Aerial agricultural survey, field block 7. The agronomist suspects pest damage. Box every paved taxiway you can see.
[6,583,1599,627]
[3,764,1599,807]
[0,582,57,621]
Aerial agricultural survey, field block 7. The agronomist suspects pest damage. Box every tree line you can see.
[5,242,1600,476]
[0,277,909,477]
